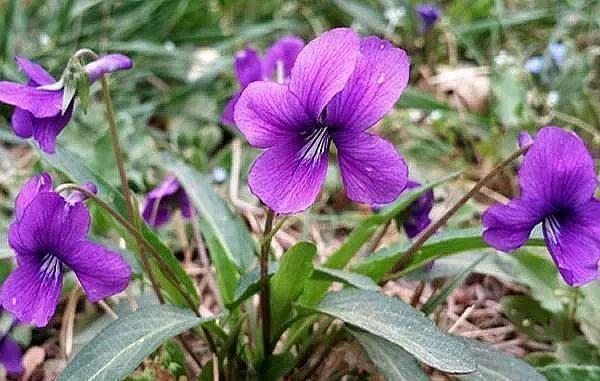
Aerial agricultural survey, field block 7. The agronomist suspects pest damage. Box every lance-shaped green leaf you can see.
[301,289,476,373]
[58,305,216,381]
[352,228,546,281]
[41,145,198,307]
[456,338,547,381]
[350,328,429,381]
[163,156,255,271]
[299,172,460,307]
[270,242,316,337]
[540,364,600,381]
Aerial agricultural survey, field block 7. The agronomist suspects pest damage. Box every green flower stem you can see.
[260,208,275,356]
[56,184,217,354]
[384,143,531,282]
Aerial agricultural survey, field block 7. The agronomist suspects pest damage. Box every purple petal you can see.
[147,176,180,199]
[31,102,73,154]
[235,82,312,148]
[65,182,98,205]
[335,132,408,205]
[0,336,23,375]
[63,241,131,302]
[518,131,533,148]
[403,180,434,238]
[519,126,597,210]
[543,200,600,286]
[248,139,329,214]
[0,82,62,118]
[289,28,360,119]
[14,173,53,221]
[326,36,410,133]
[178,191,193,219]
[8,193,90,257]
[262,36,305,80]
[0,256,63,327]
[234,48,263,87]
[142,197,172,228]
[221,92,241,126]
[10,108,33,138]
[14,56,55,86]
[84,54,134,83]
[482,197,543,252]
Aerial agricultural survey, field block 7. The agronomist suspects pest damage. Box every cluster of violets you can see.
[0,26,596,374]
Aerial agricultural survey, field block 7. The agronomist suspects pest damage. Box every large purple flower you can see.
[142,176,192,228]
[0,54,133,154]
[483,127,600,286]
[0,173,131,327]
[415,4,441,31]
[234,28,410,214]
[221,36,304,126]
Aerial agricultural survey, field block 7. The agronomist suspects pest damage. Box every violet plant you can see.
[0,27,593,381]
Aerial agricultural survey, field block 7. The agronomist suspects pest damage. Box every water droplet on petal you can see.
[379,43,386,50]
[376,73,385,84]
[11,297,16,305]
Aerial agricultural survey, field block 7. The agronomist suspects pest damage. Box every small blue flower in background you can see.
[212,167,228,184]
[548,42,567,67]
[525,56,545,74]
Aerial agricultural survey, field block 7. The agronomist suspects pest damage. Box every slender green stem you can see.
[260,209,275,356]
[384,144,531,281]
[56,184,217,353]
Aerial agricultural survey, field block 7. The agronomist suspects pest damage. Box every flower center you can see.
[543,214,562,245]
[39,253,62,282]
[299,126,331,163]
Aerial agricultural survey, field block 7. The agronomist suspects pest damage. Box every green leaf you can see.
[540,364,600,381]
[41,145,198,307]
[58,305,215,381]
[302,289,476,373]
[577,282,600,348]
[313,267,379,292]
[163,156,255,271]
[421,254,487,315]
[350,328,429,381]
[457,338,546,381]
[261,352,295,381]
[501,295,566,342]
[229,263,279,310]
[353,227,546,281]
[299,172,460,307]
[270,242,316,337]
[333,0,389,35]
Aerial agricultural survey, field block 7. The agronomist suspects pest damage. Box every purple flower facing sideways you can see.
[483,127,600,286]
[0,313,23,376]
[234,28,410,214]
[0,173,131,327]
[221,36,304,125]
[142,176,193,228]
[415,4,441,31]
[0,54,133,154]
[402,180,434,238]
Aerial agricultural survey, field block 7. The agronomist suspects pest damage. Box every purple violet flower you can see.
[0,54,133,154]
[402,180,434,238]
[415,4,441,31]
[142,176,193,228]
[221,36,305,126]
[518,131,534,149]
[234,28,410,214]
[483,126,600,286]
[0,173,131,327]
